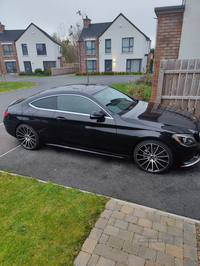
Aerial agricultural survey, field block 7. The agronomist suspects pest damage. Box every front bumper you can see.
[181,154,200,167]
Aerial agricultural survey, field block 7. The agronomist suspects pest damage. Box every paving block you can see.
[111,210,126,220]
[149,241,165,252]
[139,245,156,261]
[133,209,147,218]
[104,225,119,237]
[174,257,183,266]
[156,251,175,266]
[114,219,128,230]
[128,223,143,234]
[161,216,175,227]
[96,256,115,266]
[147,212,161,223]
[142,228,158,239]
[94,243,112,257]
[117,228,134,241]
[184,223,196,235]
[99,233,109,245]
[74,251,91,266]
[124,214,139,224]
[145,261,163,266]
[107,235,124,250]
[166,243,183,259]
[109,248,128,264]
[108,217,116,226]
[183,244,198,261]
[82,238,97,254]
[106,200,117,211]
[133,233,149,247]
[88,253,99,266]
[100,209,112,220]
[167,226,183,238]
[183,258,198,266]
[126,254,145,266]
[95,218,108,230]
[184,232,197,247]
[159,232,175,244]
[153,221,167,233]
[123,240,140,255]
[175,236,183,248]
[114,203,122,211]
[175,220,184,230]
[116,263,126,266]
[121,205,134,214]
[138,218,152,228]
[89,227,103,241]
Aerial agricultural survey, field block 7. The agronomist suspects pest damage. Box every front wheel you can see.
[133,140,173,173]
[16,124,39,150]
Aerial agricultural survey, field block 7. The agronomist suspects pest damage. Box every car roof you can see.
[37,84,109,98]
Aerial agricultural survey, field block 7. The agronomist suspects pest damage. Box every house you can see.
[78,14,151,73]
[151,0,200,102]
[0,22,62,75]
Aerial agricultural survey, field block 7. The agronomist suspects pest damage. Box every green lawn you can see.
[0,172,108,266]
[0,82,37,93]
[109,82,130,94]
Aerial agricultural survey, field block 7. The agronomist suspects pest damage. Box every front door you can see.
[24,61,32,73]
[105,60,112,72]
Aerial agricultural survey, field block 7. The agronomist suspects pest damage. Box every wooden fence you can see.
[51,63,79,76]
[156,59,200,118]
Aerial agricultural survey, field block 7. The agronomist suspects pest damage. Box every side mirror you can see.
[90,110,106,120]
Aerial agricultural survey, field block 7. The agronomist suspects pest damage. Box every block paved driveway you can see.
[1,75,200,220]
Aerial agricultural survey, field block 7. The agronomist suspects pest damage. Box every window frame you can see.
[5,61,17,73]
[86,60,96,72]
[105,39,111,53]
[126,59,142,72]
[3,44,13,56]
[122,38,134,53]
[21,44,28,56]
[43,61,56,70]
[36,43,47,55]
[86,40,95,55]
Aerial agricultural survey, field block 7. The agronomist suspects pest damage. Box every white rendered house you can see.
[15,23,62,73]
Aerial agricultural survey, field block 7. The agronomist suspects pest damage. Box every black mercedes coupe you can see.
[3,85,200,173]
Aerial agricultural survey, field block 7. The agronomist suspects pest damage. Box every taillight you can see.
[4,111,9,117]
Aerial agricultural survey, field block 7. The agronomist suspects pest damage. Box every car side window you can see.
[57,95,101,115]
[31,96,57,110]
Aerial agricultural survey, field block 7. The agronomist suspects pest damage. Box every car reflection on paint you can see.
[3,84,200,174]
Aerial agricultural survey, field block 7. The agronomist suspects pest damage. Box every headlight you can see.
[173,134,196,146]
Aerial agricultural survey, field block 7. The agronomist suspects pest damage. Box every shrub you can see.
[76,72,82,76]
[35,68,42,74]
[125,82,152,102]
[105,71,114,75]
[19,72,26,75]
[44,67,51,76]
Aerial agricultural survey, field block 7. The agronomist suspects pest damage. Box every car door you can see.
[52,94,117,153]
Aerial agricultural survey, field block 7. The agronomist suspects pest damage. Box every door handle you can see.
[56,116,67,121]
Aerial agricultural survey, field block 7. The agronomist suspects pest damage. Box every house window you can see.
[122,38,134,53]
[36,44,47,55]
[43,61,56,70]
[5,61,17,73]
[22,44,28,55]
[3,44,13,56]
[86,41,95,55]
[86,60,96,72]
[126,59,142,72]
[105,39,111,53]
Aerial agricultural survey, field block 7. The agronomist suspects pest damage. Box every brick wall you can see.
[151,9,184,102]
[78,37,99,73]
[0,41,20,74]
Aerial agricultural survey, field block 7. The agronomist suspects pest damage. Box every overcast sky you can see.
[1,0,183,47]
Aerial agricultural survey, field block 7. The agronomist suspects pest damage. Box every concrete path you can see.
[74,199,200,266]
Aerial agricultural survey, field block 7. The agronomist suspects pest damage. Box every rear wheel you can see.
[133,140,173,173]
[16,124,39,150]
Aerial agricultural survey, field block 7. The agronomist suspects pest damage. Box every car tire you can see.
[16,124,40,150]
[133,139,173,173]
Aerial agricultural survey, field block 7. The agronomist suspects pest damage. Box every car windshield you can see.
[93,87,137,115]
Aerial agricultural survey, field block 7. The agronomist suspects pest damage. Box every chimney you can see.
[0,22,5,33]
[83,16,91,28]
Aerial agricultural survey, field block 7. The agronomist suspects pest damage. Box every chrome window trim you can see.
[29,94,114,119]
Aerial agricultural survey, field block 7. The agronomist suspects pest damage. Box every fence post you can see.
[156,67,165,103]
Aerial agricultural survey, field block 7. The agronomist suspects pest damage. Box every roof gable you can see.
[15,23,61,46]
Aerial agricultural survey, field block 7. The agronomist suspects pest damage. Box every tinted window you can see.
[57,95,101,114]
[31,96,57,109]
[94,87,137,115]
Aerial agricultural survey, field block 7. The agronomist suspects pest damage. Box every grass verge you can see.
[0,81,37,93]
[0,172,108,265]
